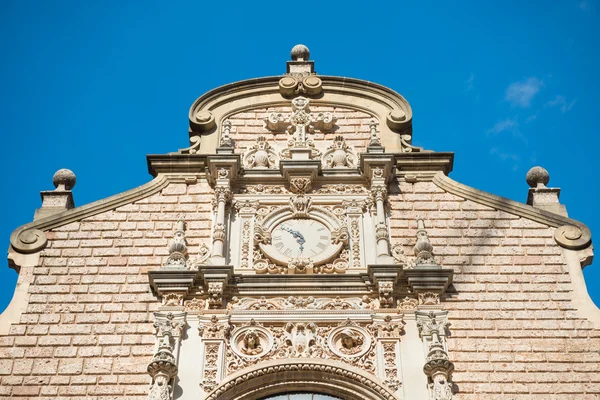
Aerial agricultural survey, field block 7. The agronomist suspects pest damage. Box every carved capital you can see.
[371,185,388,202]
[199,315,231,339]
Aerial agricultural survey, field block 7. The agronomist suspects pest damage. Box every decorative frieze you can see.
[227,295,377,311]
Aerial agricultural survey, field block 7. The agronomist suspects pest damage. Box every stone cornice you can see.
[146,154,207,177]
[432,171,592,250]
[9,174,182,254]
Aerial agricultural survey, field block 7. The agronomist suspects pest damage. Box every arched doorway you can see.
[205,359,397,400]
[260,394,342,400]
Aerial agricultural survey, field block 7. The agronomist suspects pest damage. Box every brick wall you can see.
[0,180,214,399]
[1,178,599,398]
[390,181,600,399]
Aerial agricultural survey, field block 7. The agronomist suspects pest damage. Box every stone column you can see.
[416,311,454,400]
[198,315,231,394]
[147,312,186,400]
[371,167,390,260]
[211,169,232,265]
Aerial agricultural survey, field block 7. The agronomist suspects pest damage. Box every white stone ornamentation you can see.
[323,135,358,168]
[242,136,279,169]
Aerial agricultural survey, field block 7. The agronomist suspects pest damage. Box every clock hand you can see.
[280,226,306,251]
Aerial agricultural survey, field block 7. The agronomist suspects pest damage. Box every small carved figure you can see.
[240,329,263,355]
[339,328,363,355]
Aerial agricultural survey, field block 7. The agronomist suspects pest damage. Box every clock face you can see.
[270,219,331,260]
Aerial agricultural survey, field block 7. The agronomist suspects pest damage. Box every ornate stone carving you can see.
[414,219,437,266]
[200,342,220,392]
[199,315,231,340]
[212,223,226,242]
[372,315,405,339]
[381,342,400,391]
[253,224,271,246]
[266,97,334,160]
[227,296,377,311]
[212,186,232,209]
[184,298,206,311]
[419,292,440,305]
[417,311,454,400]
[148,312,185,400]
[368,120,382,147]
[193,243,211,268]
[331,225,350,245]
[287,257,314,274]
[391,243,407,265]
[265,97,335,139]
[238,184,289,194]
[229,320,272,361]
[398,296,419,310]
[315,184,369,194]
[378,280,395,308]
[371,185,388,203]
[323,135,358,168]
[289,177,312,194]
[242,136,279,169]
[207,281,224,309]
[163,219,188,268]
[289,194,312,217]
[162,293,183,307]
[220,120,234,148]
[279,75,323,96]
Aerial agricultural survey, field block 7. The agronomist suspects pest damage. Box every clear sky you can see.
[1,1,599,312]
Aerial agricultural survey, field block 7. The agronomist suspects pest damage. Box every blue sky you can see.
[1,1,599,312]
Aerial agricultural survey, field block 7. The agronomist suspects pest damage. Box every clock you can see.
[260,217,342,265]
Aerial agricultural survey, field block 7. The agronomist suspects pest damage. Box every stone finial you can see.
[526,166,550,188]
[291,44,310,61]
[164,218,189,268]
[34,169,76,220]
[52,169,76,190]
[286,44,315,78]
[414,219,436,266]
[525,166,567,216]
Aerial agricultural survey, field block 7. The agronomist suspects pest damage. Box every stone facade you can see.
[1,45,599,399]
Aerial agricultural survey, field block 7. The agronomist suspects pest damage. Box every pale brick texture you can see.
[1,178,599,398]
[1,180,214,399]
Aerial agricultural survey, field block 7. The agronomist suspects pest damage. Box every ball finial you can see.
[526,166,549,188]
[291,44,310,61]
[52,169,76,190]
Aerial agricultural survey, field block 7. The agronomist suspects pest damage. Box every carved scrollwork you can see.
[12,228,47,254]
[554,224,592,250]
[253,224,271,246]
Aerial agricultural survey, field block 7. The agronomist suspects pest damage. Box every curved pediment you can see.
[183,49,417,156]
